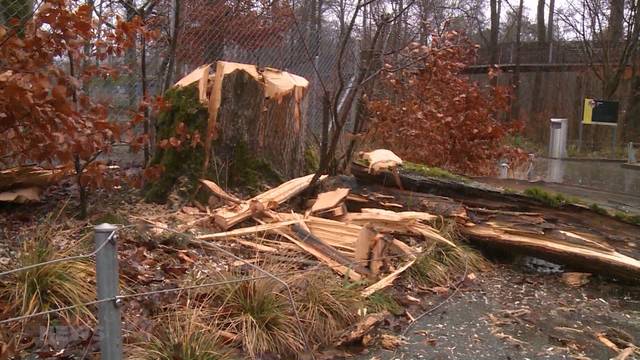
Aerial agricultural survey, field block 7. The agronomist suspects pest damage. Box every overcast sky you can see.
[516,0,568,22]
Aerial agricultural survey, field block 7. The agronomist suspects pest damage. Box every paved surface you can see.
[531,158,640,197]
[478,157,640,212]
[356,267,640,360]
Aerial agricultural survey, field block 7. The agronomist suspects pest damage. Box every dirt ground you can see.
[356,265,640,360]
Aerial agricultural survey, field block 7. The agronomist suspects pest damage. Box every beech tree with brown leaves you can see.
[367,31,525,175]
[0,0,144,217]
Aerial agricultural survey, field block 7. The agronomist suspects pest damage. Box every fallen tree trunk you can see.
[0,166,65,191]
[465,225,640,280]
[351,162,640,281]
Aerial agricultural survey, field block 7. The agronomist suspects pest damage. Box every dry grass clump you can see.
[0,222,95,325]
[292,271,362,346]
[210,268,304,358]
[129,303,234,360]
[409,219,490,287]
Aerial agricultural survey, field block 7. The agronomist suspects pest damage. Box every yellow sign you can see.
[582,98,594,124]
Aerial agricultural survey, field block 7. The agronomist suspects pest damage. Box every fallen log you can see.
[351,162,640,281]
[464,225,640,280]
[0,166,66,191]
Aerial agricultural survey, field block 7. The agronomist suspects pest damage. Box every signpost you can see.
[578,98,619,153]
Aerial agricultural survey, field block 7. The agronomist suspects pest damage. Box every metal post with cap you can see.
[94,223,122,360]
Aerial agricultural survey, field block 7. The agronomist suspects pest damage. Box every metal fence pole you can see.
[94,223,122,360]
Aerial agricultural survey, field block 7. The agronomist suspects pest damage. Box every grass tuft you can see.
[0,224,95,325]
[408,242,488,287]
[403,162,469,182]
[613,211,640,226]
[523,187,579,208]
[589,203,609,216]
[129,304,234,360]
[210,269,303,358]
[366,291,404,316]
[293,271,362,345]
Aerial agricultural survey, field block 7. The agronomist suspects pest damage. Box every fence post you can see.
[94,223,122,360]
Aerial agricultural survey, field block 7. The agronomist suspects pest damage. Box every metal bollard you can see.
[94,223,122,360]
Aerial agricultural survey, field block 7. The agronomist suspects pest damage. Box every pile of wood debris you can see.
[188,166,449,296]
[149,149,640,300]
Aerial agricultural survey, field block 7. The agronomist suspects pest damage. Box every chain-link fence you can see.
[0,0,363,167]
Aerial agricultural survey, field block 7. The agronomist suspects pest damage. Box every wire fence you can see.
[0,221,426,358]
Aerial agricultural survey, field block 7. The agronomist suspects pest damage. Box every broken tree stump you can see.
[145,62,310,202]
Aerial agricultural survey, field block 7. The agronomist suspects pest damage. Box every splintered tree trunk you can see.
[215,69,307,180]
[216,70,265,155]
[146,66,308,202]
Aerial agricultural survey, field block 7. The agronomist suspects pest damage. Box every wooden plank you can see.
[278,213,361,251]
[0,187,41,203]
[354,224,377,264]
[310,188,350,214]
[289,224,371,277]
[360,149,403,173]
[362,259,416,297]
[174,64,211,91]
[345,208,439,224]
[195,220,302,240]
[197,65,210,104]
[254,216,362,281]
[370,234,389,276]
[342,209,455,248]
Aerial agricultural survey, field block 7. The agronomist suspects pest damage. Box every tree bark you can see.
[536,0,546,42]
[489,0,500,68]
[161,0,180,93]
[510,0,524,122]
[546,0,555,42]
[609,0,624,42]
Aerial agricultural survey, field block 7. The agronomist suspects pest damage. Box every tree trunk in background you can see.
[510,0,524,122]
[530,0,546,142]
[623,2,640,140]
[124,2,137,111]
[536,0,546,42]
[161,0,180,93]
[609,0,624,42]
[547,0,555,42]
[489,0,500,88]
